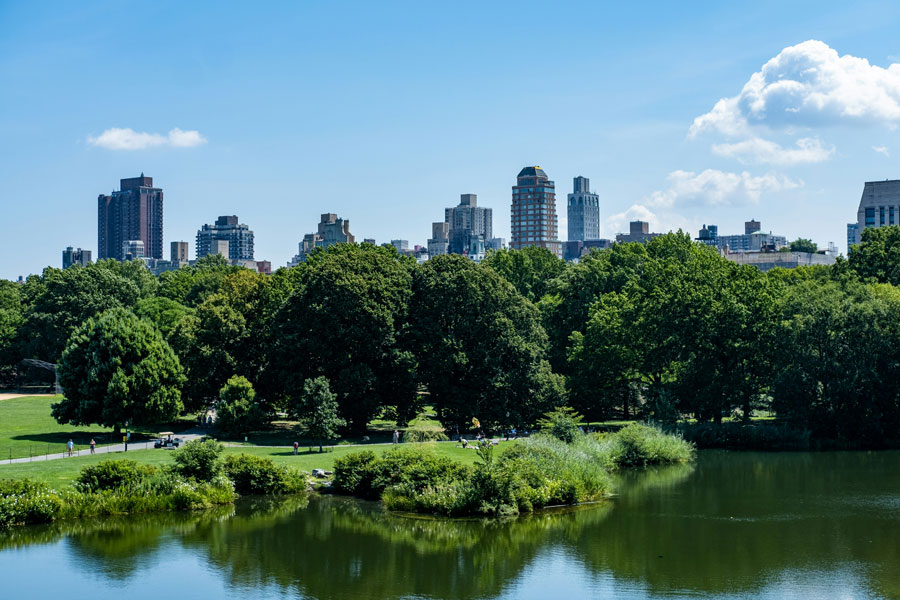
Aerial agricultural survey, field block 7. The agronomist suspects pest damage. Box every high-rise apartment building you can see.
[510,167,561,257]
[62,247,91,269]
[852,180,900,250]
[122,240,145,261]
[847,223,860,252]
[567,176,600,241]
[98,174,163,261]
[445,194,493,256]
[616,221,661,244]
[196,215,254,261]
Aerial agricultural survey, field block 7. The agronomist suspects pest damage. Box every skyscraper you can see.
[98,174,163,261]
[567,176,600,241]
[510,166,561,257]
[62,247,91,269]
[288,213,355,266]
[427,222,450,257]
[853,180,900,247]
[171,241,189,265]
[444,194,493,256]
[196,215,255,261]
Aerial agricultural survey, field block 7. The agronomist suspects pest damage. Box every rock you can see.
[312,468,327,478]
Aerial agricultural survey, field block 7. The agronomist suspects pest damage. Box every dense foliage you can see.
[5,229,900,447]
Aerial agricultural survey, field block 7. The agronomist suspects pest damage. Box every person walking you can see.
[89,438,96,454]
[392,429,400,444]
[66,439,74,457]
[293,441,299,455]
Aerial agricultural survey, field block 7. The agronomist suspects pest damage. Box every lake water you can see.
[2,450,899,599]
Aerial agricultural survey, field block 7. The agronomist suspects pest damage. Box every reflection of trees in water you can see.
[2,453,899,599]
[581,451,900,598]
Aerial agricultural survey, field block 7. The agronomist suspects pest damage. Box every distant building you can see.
[745,219,761,235]
[427,222,450,257]
[486,238,506,252]
[170,241,189,267]
[62,247,91,269]
[696,224,719,246]
[390,239,409,252]
[196,215,254,261]
[852,180,900,251]
[700,220,786,252]
[847,223,860,252]
[445,194,493,257]
[510,166,562,257]
[564,238,614,261]
[288,213,355,266]
[256,260,272,275]
[98,174,163,261]
[725,251,836,272]
[363,238,377,245]
[122,240,145,261]
[616,221,661,244]
[211,239,230,257]
[567,176,600,241]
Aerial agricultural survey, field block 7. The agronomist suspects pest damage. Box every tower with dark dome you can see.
[510,166,561,257]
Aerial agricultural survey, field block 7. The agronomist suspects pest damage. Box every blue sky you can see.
[2,0,900,279]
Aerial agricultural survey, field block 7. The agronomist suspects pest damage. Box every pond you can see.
[2,450,899,599]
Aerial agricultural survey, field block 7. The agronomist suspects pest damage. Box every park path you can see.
[4,429,207,464]
[0,393,57,401]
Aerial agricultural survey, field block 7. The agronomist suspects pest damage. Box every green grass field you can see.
[0,441,487,488]
[0,395,195,460]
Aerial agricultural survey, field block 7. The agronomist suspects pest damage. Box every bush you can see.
[223,454,307,495]
[173,439,225,481]
[75,460,158,492]
[537,406,584,444]
[401,426,449,443]
[606,423,694,468]
[332,450,378,498]
[0,479,62,527]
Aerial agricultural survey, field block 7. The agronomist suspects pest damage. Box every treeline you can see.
[2,226,900,445]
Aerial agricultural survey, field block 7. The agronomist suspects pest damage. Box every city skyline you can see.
[3,1,900,279]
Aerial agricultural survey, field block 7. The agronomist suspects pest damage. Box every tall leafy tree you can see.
[481,246,565,302]
[291,376,345,452]
[0,280,22,370]
[54,308,184,431]
[216,375,264,436]
[788,238,818,253]
[848,225,900,285]
[409,254,564,430]
[267,244,416,432]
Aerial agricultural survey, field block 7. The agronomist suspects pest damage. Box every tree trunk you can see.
[114,425,121,436]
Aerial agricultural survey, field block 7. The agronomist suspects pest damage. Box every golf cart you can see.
[153,432,182,449]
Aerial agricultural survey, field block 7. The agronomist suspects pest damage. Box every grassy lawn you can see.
[0,395,196,460]
[0,440,491,488]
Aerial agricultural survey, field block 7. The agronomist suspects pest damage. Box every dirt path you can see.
[0,393,57,401]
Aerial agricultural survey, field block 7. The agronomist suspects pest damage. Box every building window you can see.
[880,207,886,225]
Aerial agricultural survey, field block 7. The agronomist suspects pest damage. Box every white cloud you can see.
[87,127,207,150]
[690,40,900,137]
[711,136,834,165]
[648,169,801,208]
[873,145,891,157]
[606,204,658,237]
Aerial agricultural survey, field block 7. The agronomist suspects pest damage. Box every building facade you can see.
[288,213,355,266]
[445,194,493,256]
[171,241,189,266]
[853,179,900,249]
[427,222,450,257]
[616,221,661,244]
[697,220,786,252]
[510,166,562,257]
[98,174,163,261]
[567,176,600,241]
[62,247,91,269]
[196,215,254,261]
[847,223,860,252]
[122,240,145,261]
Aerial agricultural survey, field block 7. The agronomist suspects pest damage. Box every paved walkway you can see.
[4,429,207,464]
[0,393,57,401]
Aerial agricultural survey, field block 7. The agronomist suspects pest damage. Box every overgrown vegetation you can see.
[0,440,309,528]
[333,424,693,516]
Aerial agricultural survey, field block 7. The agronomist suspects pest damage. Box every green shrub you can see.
[537,406,585,444]
[223,454,307,495]
[607,423,694,467]
[401,426,449,443]
[0,479,62,527]
[75,460,158,492]
[173,439,225,481]
[332,450,379,498]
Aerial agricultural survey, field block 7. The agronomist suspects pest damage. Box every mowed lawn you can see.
[0,395,120,459]
[0,395,194,460]
[0,441,491,489]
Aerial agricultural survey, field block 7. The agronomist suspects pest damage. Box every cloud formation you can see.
[873,145,891,157]
[690,40,900,137]
[648,169,801,208]
[711,137,834,165]
[87,127,207,150]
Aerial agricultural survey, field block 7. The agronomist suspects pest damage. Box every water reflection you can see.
[2,451,899,600]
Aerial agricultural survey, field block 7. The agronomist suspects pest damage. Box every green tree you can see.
[848,225,900,285]
[0,280,22,369]
[173,439,224,481]
[53,308,184,431]
[157,254,243,307]
[789,238,818,253]
[19,264,141,361]
[134,296,193,338]
[409,254,564,430]
[267,244,416,432]
[537,406,584,443]
[216,375,264,437]
[291,376,346,452]
[481,246,565,302]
